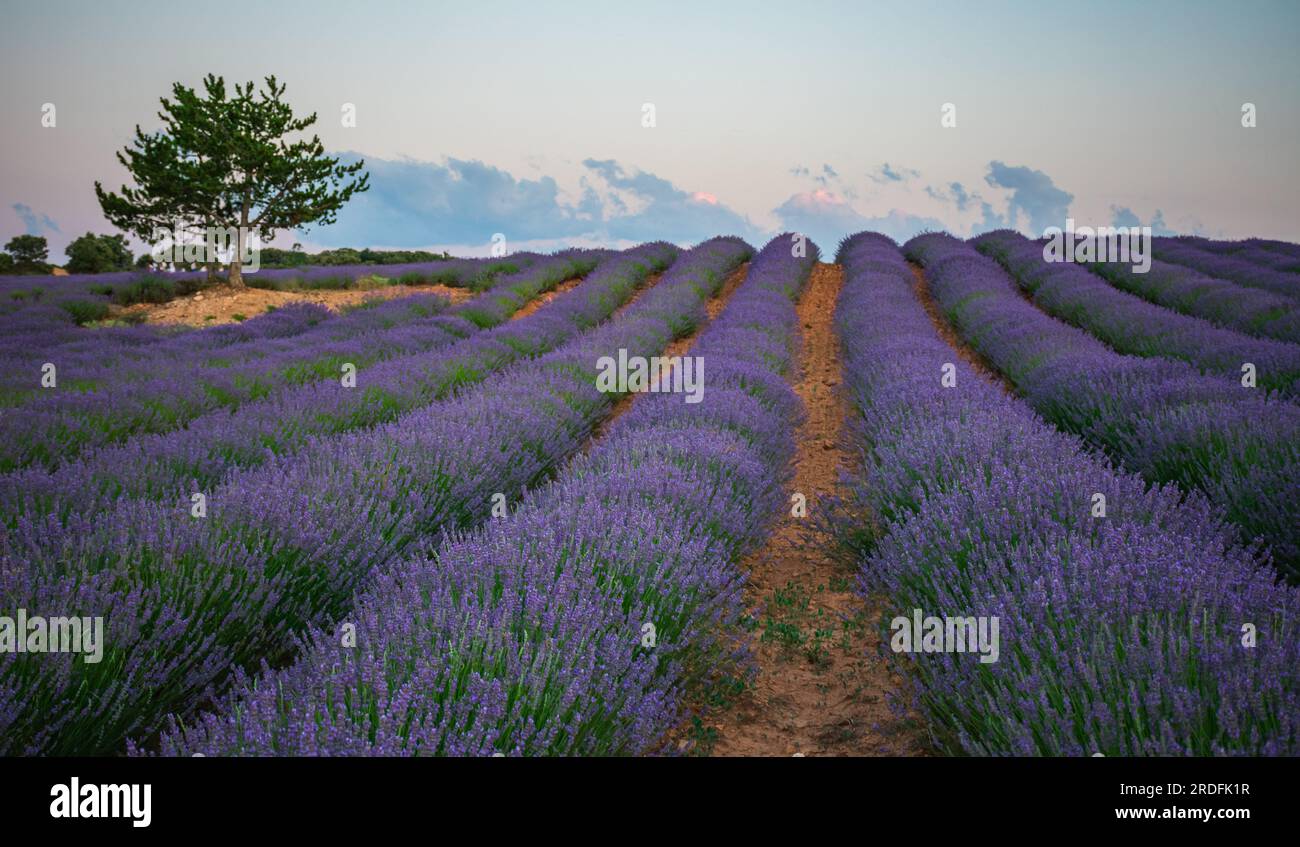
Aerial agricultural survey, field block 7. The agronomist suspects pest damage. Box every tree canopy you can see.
[4,235,49,272]
[95,74,368,287]
[65,232,135,274]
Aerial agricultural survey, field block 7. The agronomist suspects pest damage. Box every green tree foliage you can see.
[5,234,49,271]
[95,74,368,287]
[65,232,135,273]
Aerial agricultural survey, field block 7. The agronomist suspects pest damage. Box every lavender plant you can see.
[146,234,815,756]
[0,246,674,527]
[833,232,1300,756]
[1152,238,1300,300]
[0,238,746,755]
[974,229,1300,397]
[0,253,602,470]
[1086,252,1300,344]
[904,233,1300,578]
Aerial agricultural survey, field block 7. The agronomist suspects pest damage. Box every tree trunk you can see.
[229,210,248,289]
[229,254,244,289]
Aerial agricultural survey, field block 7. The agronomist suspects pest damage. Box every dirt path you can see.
[509,274,586,321]
[121,282,477,328]
[908,262,1016,395]
[585,263,748,447]
[708,262,926,757]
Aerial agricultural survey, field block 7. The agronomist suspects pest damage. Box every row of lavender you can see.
[1152,238,1300,300]
[0,247,671,526]
[0,297,332,364]
[0,251,597,398]
[0,254,523,308]
[904,234,1300,577]
[974,230,1300,397]
[1161,235,1300,271]
[0,238,748,755]
[1088,251,1300,345]
[0,252,604,471]
[833,232,1299,755]
[0,255,525,355]
[148,233,814,756]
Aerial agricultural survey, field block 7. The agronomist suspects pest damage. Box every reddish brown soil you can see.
[909,262,1016,395]
[120,280,476,328]
[707,262,928,757]
[510,274,585,320]
[587,263,748,446]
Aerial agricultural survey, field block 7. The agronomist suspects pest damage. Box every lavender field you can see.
[5,19,1300,828]
[1,227,1297,761]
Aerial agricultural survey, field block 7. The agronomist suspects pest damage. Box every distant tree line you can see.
[0,232,454,276]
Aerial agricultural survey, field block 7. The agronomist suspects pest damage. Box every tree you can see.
[95,74,368,288]
[0,253,13,274]
[65,232,135,274]
[5,234,49,270]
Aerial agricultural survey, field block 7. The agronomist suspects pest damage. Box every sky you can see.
[1,0,1298,259]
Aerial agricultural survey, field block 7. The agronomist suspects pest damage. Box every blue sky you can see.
[1,0,1297,258]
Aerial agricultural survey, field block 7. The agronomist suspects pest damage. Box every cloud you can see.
[925,181,973,211]
[308,154,759,250]
[1111,205,1181,236]
[925,180,1007,235]
[983,161,1073,235]
[309,154,595,248]
[870,162,919,184]
[791,163,848,190]
[580,158,760,244]
[12,203,60,236]
[1110,205,1142,228]
[772,189,943,251]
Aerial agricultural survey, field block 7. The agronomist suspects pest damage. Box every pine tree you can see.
[96,75,368,287]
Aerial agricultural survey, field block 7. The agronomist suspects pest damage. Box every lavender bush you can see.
[833,232,1300,756]
[974,229,1300,397]
[146,233,815,756]
[0,253,604,471]
[0,246,674,528]
[1086,253,1300,344]
[904,233,1300,578]
[1167,236,1300,271]
[0,238,748,755]
[1152,238,1300,300]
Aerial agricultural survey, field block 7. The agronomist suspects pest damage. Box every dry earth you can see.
[584,263,748,447]
[118,281,477,328]
[707,262,928,757]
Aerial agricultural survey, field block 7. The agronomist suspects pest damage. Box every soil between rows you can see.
[709,262,926,757]
[119,280,479,327]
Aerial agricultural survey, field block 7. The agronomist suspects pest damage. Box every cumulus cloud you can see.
[581,158,760,244]
[772,189,943,251]
[924,180,1007,235]
[984,161,1073,235]
[307,154,759,249]
[308,154,595,248]
[1111,205,1180,236]
[12,203,60,236]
